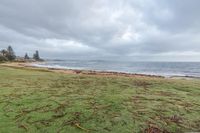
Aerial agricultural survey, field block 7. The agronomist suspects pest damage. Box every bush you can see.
[0,55,8,62]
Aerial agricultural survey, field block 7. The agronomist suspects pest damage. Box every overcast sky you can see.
[0,0,200,61]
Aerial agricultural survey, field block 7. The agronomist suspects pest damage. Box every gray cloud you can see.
[0,0,200,61]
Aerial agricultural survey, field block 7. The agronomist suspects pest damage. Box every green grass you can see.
[0,66,200,133]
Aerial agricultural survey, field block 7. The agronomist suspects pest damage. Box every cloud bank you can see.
[0,0,200,61]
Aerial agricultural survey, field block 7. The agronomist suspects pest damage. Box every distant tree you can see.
[5,46,16,61]
[33,50,40,60]
[24,53,30,59]
[1,49,8,56]
[0,49,8,62]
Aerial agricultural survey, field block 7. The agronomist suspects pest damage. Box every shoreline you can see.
[0,62,164,78]
[1,62,200,80]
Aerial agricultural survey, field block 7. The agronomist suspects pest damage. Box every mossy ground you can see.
[0,66,200,133]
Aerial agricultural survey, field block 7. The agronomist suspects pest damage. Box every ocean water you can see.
[32,60,200,77]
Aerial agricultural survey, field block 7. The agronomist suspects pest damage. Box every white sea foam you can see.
[30,60,200,78]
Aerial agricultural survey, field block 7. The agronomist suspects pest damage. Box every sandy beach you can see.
[0,62,165,78]
[2,62,199,80]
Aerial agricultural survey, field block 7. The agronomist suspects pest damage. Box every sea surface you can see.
[32,60,200,78]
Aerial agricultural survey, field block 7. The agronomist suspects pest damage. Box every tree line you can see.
[0,45,42,62]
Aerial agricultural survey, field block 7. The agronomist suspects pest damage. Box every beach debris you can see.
[144,123,169,133]
[57,112,92,132]
[168,115,183,124]
[74,123,90,132]
[18,124,28,131]
[74,70,82,74]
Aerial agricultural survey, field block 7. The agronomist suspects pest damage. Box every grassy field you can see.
[0,66,200,133]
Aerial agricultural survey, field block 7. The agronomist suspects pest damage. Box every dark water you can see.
[32,60,200,77]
